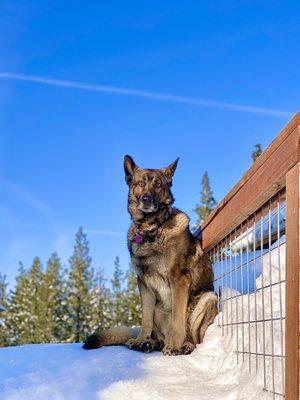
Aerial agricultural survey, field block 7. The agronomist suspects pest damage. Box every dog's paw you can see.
[162,343,180,356]
[125,338,158,353]
[162,341,195,356]
[180,341,195,355]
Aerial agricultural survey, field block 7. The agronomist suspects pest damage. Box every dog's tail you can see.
[82,326,140,350]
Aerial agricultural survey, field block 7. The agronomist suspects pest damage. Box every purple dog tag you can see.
[135,234,143,244]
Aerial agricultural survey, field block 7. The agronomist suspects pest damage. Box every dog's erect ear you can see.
[124,155,137,185]
[162,157,179,183]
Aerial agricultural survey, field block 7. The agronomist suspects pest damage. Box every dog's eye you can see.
[138,181,145,187]
[154,181,161,188]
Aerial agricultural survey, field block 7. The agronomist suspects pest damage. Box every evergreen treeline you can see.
[0,227,141,347]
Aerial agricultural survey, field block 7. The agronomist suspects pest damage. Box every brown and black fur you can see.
[83,156,217,355]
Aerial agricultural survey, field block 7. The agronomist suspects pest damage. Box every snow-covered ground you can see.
[0,242,284,399]
[219,244,285,395]
[0,320,271,400]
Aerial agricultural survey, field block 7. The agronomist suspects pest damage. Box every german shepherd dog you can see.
[83,156,217,355]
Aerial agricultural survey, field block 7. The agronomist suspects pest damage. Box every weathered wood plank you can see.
[285,162,300,400]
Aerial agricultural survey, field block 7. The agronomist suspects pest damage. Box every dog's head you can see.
[124,155,179,218]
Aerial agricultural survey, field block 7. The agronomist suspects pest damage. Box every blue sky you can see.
[0,1,299,287]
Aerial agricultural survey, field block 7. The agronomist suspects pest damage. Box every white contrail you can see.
[0,71,293,117]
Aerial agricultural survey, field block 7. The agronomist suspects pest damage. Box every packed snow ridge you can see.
[0,318,271,400]
[1,246,282,399]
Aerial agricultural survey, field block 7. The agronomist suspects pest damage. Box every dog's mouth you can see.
[138,203,159,213]
[138,195,159,213]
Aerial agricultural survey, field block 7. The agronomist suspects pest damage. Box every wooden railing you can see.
[196,112,300,400]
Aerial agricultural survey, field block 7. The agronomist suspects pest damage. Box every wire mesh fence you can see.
[209,189,286,399]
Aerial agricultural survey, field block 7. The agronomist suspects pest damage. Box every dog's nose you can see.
[141,194,153,202]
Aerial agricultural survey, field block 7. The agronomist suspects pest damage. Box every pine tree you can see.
[56,266,72,342]
[6,263,30,345]
[27,257,47,343]
[123,264,141,327]
[194,171,217,225]
[6,258,46,345]
[67,227,93,342]
[251,143,263,162]
[0,273,9,346]
[111,256,126,326]
[43,252,66,342]
[0,273,7,307]
[88,268,112,333]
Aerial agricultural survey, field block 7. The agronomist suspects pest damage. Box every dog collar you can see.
[132,206,173,245]
[135,233,144,244]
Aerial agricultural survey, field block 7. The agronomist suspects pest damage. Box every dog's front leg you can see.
[163,262,192,356]
[138,278,155,339]
[126,278,159,353]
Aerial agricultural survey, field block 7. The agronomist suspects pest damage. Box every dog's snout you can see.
[138,192,158,213]
[141,193,153,202]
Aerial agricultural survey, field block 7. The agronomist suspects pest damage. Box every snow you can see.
[0,320,271,400]
[219,244,285,395]
[0,243,283,399]
[101,323,271,400]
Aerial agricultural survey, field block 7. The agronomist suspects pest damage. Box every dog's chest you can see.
[134,253,172,311]
[147,273,171,311]
[128,222,180,312]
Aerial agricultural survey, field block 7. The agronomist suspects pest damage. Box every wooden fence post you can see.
[285,162,299,400]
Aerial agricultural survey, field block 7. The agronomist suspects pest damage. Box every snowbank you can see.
[1,246,284,399]
[101,322,271,400]
[219,244,285,395]
[0,321,270,400]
